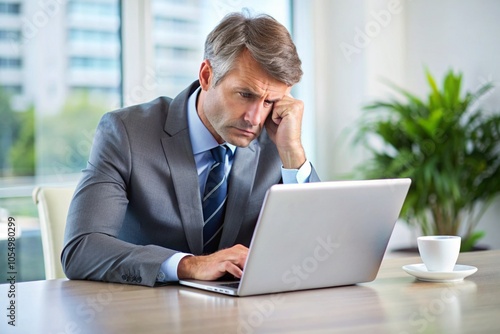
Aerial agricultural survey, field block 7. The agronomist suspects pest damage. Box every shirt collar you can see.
[187,87,236,155]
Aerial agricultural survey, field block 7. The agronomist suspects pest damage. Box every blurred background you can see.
[1,0,499,281]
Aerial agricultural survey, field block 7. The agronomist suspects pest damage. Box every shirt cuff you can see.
[157,252,192,282]
[281,159,312,184]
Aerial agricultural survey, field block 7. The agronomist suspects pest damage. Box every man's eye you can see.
[239,92,252,99]
[264,101,274,108]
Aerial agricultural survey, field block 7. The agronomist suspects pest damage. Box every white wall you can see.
[404,0,500,110]
[308,0,500,250]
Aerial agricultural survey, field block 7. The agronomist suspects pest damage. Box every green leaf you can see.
[417,108,444,137]
[426,69,442,109]
[461,230,486,252]
[443,70,462,109]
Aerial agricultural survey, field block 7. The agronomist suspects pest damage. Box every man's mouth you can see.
[234,127,256,136]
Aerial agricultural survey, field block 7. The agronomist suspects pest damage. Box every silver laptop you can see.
[179,178,411,296]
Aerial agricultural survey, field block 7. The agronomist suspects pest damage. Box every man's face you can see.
[198,50,291,147]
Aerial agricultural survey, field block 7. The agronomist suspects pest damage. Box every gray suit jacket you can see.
[62,81,320,286]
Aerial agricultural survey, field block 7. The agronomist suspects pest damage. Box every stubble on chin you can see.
[216,120,262,147]
[227,132,261,148]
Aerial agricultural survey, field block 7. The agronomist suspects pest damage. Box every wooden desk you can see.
[2,250,499,333]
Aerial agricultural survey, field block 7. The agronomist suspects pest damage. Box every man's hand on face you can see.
[265,93,307,169]
[177,244,248,280]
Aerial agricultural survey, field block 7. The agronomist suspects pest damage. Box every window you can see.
[67,1,118,16]
[0,57,22,68]
[0,0,295,282]
[0,0,122,282]
[68,29,118,43]
[0,2,21,15]
[69,56,120,70]
[154,17,199,31]
[0,85,22,94]
[0,29,21,41]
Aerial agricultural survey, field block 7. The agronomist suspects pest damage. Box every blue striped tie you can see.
[203,145,228,253]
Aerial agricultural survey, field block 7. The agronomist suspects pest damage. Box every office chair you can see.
[32,186,75,280]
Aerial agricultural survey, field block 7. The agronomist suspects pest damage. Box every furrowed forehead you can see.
[227,49,290,96]
[229,67,289,98]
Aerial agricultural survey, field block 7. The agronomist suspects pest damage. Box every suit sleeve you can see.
[61,112,173,286]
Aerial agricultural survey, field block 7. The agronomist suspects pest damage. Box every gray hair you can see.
[203,11,303,87]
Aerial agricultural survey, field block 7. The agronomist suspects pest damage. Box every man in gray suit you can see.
[62,12,320,286]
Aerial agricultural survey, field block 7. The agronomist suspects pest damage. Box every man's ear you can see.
[199,59,213,91]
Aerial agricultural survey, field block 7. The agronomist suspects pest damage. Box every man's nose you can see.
[244,103,264,126]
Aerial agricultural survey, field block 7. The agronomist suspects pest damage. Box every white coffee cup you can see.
[417,236,461,272]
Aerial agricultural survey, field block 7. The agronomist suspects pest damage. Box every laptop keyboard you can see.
[220,282,240,289]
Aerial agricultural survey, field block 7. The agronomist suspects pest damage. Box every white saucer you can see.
[402,264,478,283]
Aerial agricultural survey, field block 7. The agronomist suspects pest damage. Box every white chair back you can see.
[33,186,75,280]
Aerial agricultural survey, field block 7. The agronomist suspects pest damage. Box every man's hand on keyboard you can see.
[177,244,248,280]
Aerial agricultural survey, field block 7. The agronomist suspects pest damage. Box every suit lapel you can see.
[219,141,260,249]
[161,134,203,255]
[161,82,204,255]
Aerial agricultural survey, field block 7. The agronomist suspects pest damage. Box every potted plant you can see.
[355,69,500,251]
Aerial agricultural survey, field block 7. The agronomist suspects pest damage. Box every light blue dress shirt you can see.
[157,88,312,282]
